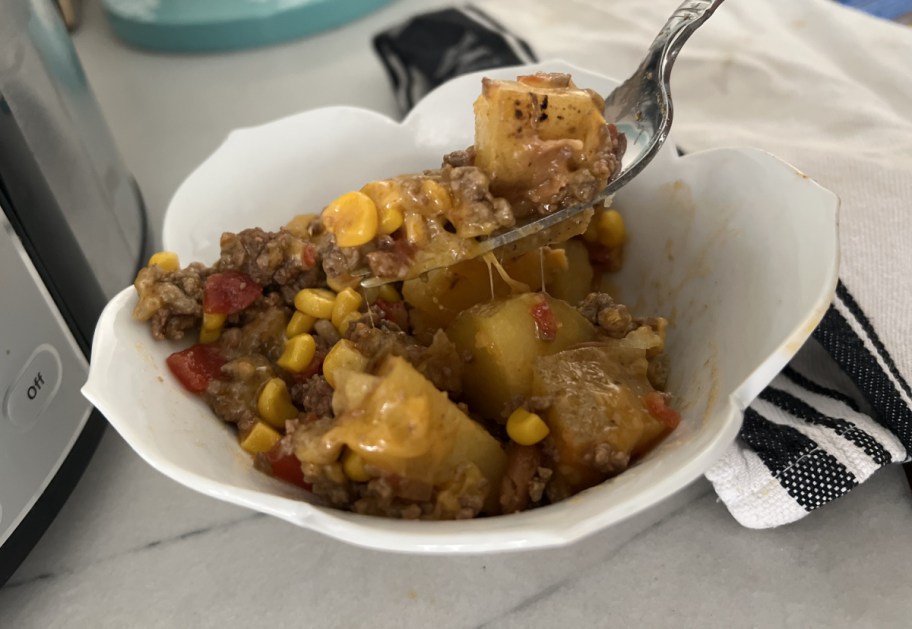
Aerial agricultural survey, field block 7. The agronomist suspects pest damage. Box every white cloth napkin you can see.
[376,0,912,527]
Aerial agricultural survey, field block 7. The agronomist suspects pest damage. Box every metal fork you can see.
[361,0,725,288]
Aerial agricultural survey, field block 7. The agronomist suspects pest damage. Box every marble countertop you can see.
[3,1,911,626]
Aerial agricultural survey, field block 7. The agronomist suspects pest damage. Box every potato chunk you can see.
[446,292,596,421]
[403,241,594,341]
[473,73,621,215]
[531,336,673,499]
[295,356,507,512]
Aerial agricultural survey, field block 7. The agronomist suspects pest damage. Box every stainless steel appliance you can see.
[0,0,147,584]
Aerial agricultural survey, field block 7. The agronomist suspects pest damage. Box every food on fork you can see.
[316,73,626,284]
[130,73,679,520]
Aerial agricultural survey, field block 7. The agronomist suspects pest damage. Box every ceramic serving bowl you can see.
[82,61,839,553]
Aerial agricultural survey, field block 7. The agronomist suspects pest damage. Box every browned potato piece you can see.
[298,356,507,513]
[531,337,672,499]
[446,292,596,421]
[474,73,609,213]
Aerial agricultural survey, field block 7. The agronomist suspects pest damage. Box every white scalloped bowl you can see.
[82,61,838,553]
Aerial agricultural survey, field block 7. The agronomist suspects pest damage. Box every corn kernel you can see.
[331,287,364,329]
[420,179,451,214]
[322,191,379,247]
[202,312,227,331]
[294,288,336,319]
[597,209,626,248]
[238,421,282,454]
[360,180,391,202]
[148,251,180,272]
[377,284,401,303]
[286,311,316,337]
[199,326,221,344]
[361,181,405,235]
[379,206,404,235]
[257,378,298,428]
[200,311,226,344]
[335,311,361,336]
[284,213,318,239]
[506,408,550,446]
[276,333,317,373]
[322,339,368,388]
[341,449,371,482]
[326,274,358,293]
[403,212,428,246]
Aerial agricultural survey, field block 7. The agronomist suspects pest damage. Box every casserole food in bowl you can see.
[82,61,838,553]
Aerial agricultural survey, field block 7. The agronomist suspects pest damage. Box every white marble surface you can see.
[2,0,911,626]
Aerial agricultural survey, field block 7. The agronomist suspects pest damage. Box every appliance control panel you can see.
[0,208,92,548]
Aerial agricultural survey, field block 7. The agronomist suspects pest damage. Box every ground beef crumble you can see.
[290,375,334,418]
[133,262,209,340]
[577,292,635,338]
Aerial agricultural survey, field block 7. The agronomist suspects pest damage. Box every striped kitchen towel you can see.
[373,1,912,528]
[705,282,910,527]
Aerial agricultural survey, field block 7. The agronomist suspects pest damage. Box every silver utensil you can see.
[361,0,725,287]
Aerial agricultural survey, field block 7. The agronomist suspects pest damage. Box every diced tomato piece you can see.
[643,391,681,429]
[375,298,409,330]
[530,295,558,341]
[203,271,262,314]
[301,244,317,269]
[165,344,226,393]
[266,442,311,490]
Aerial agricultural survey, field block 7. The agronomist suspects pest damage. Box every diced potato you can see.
[403,243,593,340]
[546,240,594,305]
[330,370,379,417]
[498,240,594,306]
[403,259,498,336]
[474,73,607,207]
[531,342,672,498]
[446,292,596,420]
[301,356,507,512]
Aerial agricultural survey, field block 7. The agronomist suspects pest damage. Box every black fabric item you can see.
[759,387,892,466]
[740,408,819,476]
[741,408,858,511]
[813,285,912,449]
[777,448,857,511]
[373,5,536,114]
[782,365,861,413]
[836,281,912,402]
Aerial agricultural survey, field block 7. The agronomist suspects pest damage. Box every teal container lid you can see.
[102,0,394,53]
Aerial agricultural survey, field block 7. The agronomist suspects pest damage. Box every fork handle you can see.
[652,0,726,68]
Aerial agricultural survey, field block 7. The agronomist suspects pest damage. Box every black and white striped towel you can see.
[373,0,912,528]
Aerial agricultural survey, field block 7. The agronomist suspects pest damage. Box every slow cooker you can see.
[0,0,147,584]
